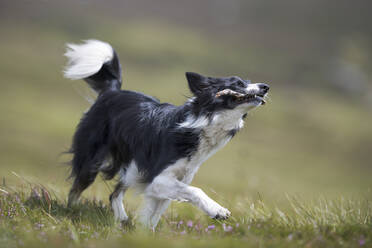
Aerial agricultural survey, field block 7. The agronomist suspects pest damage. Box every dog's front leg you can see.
[144,175,231,221]
[138,197,171,230]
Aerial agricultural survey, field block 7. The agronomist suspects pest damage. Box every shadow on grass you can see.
[23,186,135,231]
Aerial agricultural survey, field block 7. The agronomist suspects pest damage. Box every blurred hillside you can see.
[2,0,372,94]
[0,1,371,203]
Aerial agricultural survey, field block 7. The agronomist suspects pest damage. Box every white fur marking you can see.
[111,191,128,221]
[245,84,260,94]
[150,199,171,227]
[138,196,159,229]
[64,40,114,80]
[139,197,171,229]
[187,97,196,104]
[178,115,209,129]
[121,161,145,189]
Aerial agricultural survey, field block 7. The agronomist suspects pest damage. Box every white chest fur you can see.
[163,109,245,184]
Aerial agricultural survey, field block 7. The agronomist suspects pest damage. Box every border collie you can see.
[64,40,269,230]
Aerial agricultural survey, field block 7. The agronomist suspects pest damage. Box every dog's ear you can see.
[185,72,209,95]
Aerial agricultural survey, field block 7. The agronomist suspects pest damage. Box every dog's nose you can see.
[257,83,270,93]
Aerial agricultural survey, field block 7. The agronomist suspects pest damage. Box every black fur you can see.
[67,48,269,206]
[70,90,201,183]
[84,51,122,94]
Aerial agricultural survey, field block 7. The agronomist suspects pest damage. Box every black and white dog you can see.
[64,40,269,229]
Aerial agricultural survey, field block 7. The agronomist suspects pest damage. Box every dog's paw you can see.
[209,205,231,220]
[213,207,231,220]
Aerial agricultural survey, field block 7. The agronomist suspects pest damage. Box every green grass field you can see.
[1,9,372,247]
[1,182,371,248]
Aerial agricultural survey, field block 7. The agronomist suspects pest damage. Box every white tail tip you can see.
[64,40,114,80]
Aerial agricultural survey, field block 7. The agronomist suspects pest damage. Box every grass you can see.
[1,180,371,248]
[0,169,371,248]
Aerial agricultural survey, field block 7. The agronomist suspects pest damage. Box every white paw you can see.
[208,204,231,220]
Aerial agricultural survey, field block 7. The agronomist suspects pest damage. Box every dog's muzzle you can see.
[216,83,270,105]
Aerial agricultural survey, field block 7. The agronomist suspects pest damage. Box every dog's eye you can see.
[237,81,245,87]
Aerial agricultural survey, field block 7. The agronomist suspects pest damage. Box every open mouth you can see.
[215,89,267,105]
[237,93,266,105]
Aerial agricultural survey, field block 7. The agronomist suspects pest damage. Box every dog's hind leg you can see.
[68,168,99,206]
[110,180,129,222]
[68,145,108,206]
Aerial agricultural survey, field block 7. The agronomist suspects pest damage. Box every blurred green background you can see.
[0,0,371,206]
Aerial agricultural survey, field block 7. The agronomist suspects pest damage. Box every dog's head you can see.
[186,72,269,113]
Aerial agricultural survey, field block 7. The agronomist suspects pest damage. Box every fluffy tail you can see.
[64,40,122,94]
